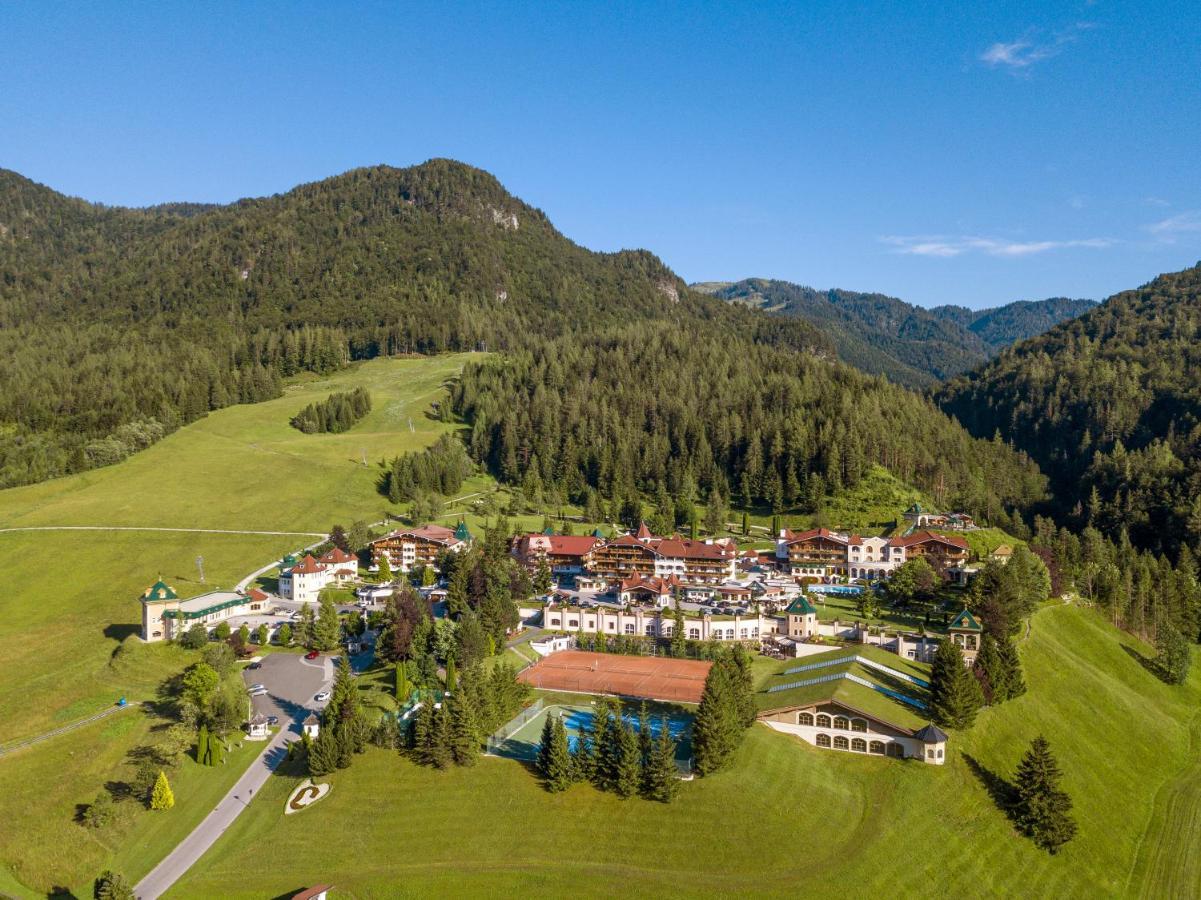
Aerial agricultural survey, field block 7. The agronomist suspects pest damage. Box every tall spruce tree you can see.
[693,658,743,775]
[1013,735,1078,854]
[973,632,1009,704]
[997,636,1027,698]
[313,594,341,651]
[447,691,479,767]
[642,719,680,803]
[929,639,984,729]
[538,713,574,792]
[614,720,642,799]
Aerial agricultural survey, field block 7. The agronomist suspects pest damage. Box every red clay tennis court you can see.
[518,651,712,703]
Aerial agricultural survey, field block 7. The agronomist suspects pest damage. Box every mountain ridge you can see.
[695,277,1095,387]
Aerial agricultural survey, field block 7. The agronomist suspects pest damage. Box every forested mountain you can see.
[937,264,1201,558]
[930,297,1098,350]
[0,159,1045,527]
[697,278,1093,387]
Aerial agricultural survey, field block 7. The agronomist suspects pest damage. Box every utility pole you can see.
[196,555,206,584]
[361,447,368,467]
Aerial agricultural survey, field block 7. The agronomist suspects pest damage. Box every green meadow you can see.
[0,354,476,895]
[165,604,1200,899]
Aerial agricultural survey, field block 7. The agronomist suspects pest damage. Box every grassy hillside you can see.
[167,604,1201,898]
[0,354,474,896]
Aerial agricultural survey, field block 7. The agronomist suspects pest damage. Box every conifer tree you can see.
[296,603,316,648]
[538,713,573,792]
[412,699,434,755]
[308,726,339,776]
[728,645,757,727]
[997,636,1027,698]
[150,771,174,810]
[445,655,457,693]
[277,622,293,647]
[671,598,687,658]
[428,702,453,769]
[973,632,1009,704]
[313,594,341,651]
[376,553,393,584]
[637,701,653,762]
[643,719,680,803]
[929,639,984,729]
[196,723,210,765]
[594,700,619,790]
[447,692,479,767]
[693,659,742,775]
[614,720,642,798]
[1155,626,1191,684]
[395,661,412,703]
[1013,735,1077,854]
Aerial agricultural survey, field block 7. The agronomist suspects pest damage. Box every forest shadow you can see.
[1121,643,1165,680]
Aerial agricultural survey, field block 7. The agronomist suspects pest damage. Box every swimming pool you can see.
[491,702,694,767]
[807,584,863,596]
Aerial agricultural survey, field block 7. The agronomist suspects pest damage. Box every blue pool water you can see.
[807,584,863,596]
[557,707,691,752]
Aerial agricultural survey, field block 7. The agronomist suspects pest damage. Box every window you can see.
[625,624,635,634]
[816,733,831,748]
[907,650,915,659]
[662,625,673,636]
[869,741,885,755]
[799,712,814,726]
[833,716,849,730]
[851,719,867,733]
[937,749,944,759]
[607,621,615,631]
[644,625,656,636]
[851,738,867,753]
[967,635,977,650]
[568,619,578,628]
[739,628,748,639]
[926,748,934,759]
[888,743,904,758]
[751,627,759,637]
[816,714,831,728]
[688,628,700,639]
[833,736,849,750]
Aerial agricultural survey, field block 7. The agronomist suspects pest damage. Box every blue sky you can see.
[3,1,1199,308]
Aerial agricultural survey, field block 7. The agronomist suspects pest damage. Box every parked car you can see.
[249,687,268,696]
[266,715,279,726]
[314,690,331,702]
[246,661,262,670]
[305,650,319,660]
[247,683,265,691]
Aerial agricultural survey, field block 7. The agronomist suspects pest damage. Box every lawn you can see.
[0,354,479,895]
[166,603,1201,898]
[0,704,263,896]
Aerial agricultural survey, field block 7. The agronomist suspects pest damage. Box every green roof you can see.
[592,528,605,538]
[141,580,178,602]
[542,526,556,535]
[786,596,817,616]
[948,608,983,632]
[756,667,927,731]
[455,521,472,542]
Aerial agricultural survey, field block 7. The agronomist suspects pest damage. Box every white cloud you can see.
[981,23,1094,71]
[1145,211,1201,240]
[882,235,1114,258]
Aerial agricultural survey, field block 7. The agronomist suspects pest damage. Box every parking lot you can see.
[243,652,333,722]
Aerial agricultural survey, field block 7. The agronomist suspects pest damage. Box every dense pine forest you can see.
[451,322,1046,530]
[0,158,1050,524]
[699,277,1094,388]
[291,387,372,434]
[938,264,1201,559]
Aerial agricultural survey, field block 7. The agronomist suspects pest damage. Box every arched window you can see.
[888,743,904,758]
[937,749,944,759]
[816,714,832,728]
[869,741,885,755]
[851,718,867,733]
[851,738,867,753]
[967,635,977,650]
[954,634,964,646]
[799,712,814,726]
[833,716,849,730]
[833,735,849,750]
[816,733,831,748]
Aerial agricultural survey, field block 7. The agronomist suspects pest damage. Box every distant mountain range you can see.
[693,278,1096,388]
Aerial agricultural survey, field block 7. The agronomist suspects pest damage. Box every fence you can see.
[781,655,856,677]
[485,698,545,754]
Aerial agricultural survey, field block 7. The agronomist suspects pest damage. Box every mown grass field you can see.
[0,354,476,896]
[168,604,1201,899]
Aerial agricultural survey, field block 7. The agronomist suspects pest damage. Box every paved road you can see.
[0,525,325,537]
[135,653,335,899]
[134,721,295,900]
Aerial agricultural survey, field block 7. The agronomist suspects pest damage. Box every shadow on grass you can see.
[1120,643,1168,681]
[103,623,140,642]
[964,753,1017,824]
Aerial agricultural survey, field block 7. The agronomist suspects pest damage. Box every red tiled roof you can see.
[249,588,269,601]
[545,535,600,556]
[890,530,969,549]
[289,554,324,574]
[320,547,356,564]
[636,521,652,540]
[782,527,848,546]
[619,574,678,594]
